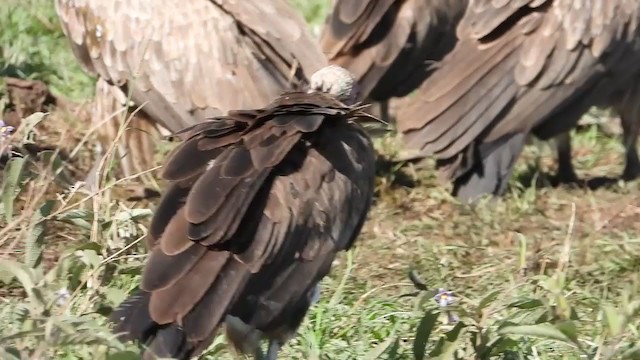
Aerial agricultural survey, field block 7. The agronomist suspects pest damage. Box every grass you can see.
[1,0,639,359]
[0,0,93,100]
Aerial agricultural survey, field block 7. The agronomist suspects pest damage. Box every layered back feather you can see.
[55,0,327,178]
[55,0,327,129]
[109,91,376,359]
[395,0,640,198]
[320,0,468,101]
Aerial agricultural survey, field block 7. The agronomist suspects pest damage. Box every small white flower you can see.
[55,287,70,306]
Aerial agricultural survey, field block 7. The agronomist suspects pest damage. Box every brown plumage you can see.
[320,0,468,120]
[109,67,376,360]
[396,0,640,202]
[54,0,326,180]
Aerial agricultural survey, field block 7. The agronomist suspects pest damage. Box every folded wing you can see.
[397,0,640,182]
[55,0,327,132]
[109,91,376,359]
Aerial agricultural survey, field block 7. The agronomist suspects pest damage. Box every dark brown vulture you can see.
[108,65,376,360]
[54,0,326,180]
[396,0,640,203]
[320,0,469,120]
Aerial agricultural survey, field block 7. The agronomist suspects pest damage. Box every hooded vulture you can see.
[320,0,469,121]
[108,65,376,360]
[54,0,326,180]
[396,0,640,203]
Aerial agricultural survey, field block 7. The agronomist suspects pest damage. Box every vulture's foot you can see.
[622,163,640,181]
[622,151,640,181]
[553,167,581,185]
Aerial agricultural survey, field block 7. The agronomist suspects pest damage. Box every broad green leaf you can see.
[620,345,640,359]
[0,259,36,298]
[1,156,28,222]
[73,242,103,253]
[107,351,139,360]
[57,209,93,220]
[103,287,128,306]
[428,337,446,358]
[414,310,438,360]
[489,337,520,356]
[556,295,573,320]
[626,299,640,320]
[429,323,467,359]
[418,290,439,309]
[386,336,401,359]
[554,320,579,344]
[603,305,623,337]
[57,209,94,229]
[0,346,21,360]
[76,249,101,269]
[38,149,62,170]
[508,298,544,309]
[39,149,75,187]
[0,95,6,113]
[19,112,48,144]
[478,290,501,312]
[433,331,465,360]
[114,208,152,222]
[498,323,575,345]
[363,336,399,360]
[444,321,466,342]
[24,199,54,268]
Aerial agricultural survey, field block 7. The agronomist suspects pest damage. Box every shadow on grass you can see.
[375,154,418,189]
[514,163,627,191]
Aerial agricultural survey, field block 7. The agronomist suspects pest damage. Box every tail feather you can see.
[110,290,155,343]
[109,290,188,359]
[452,133,526,204]
[148,251,229,324]
[143,325,189,360]
[399,32,522,156]
[181,260,251,343]
[110,257,250,359]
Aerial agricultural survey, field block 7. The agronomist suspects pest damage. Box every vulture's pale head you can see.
[309,65,360,105]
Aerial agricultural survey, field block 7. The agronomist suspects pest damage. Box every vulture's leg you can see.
[254,346,267,360]
[224,315,264,359]
[452,133,526,204]
[93,79,160,187]
[554,132,580,183]
[380,100,391,124]
[620,107,640,180]
[363,100,390,124]
[91,78,118,182]
[265,340,281,360]
[120,110,162,187]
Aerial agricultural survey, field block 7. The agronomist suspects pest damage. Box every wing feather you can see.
[110,92,376,359]
[149,251,230,324]
[229,122,375,332]
[320,0,468,100]
[397,0,640,182]
[55,0,327,132]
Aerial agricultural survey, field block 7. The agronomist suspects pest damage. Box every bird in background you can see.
[320,0,469,123]
[108,65,377,360]
[395,0,640,203]
[54,0,326,185]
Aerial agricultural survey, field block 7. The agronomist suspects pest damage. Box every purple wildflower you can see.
[0,120,16,141]
[434,288,459,324]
